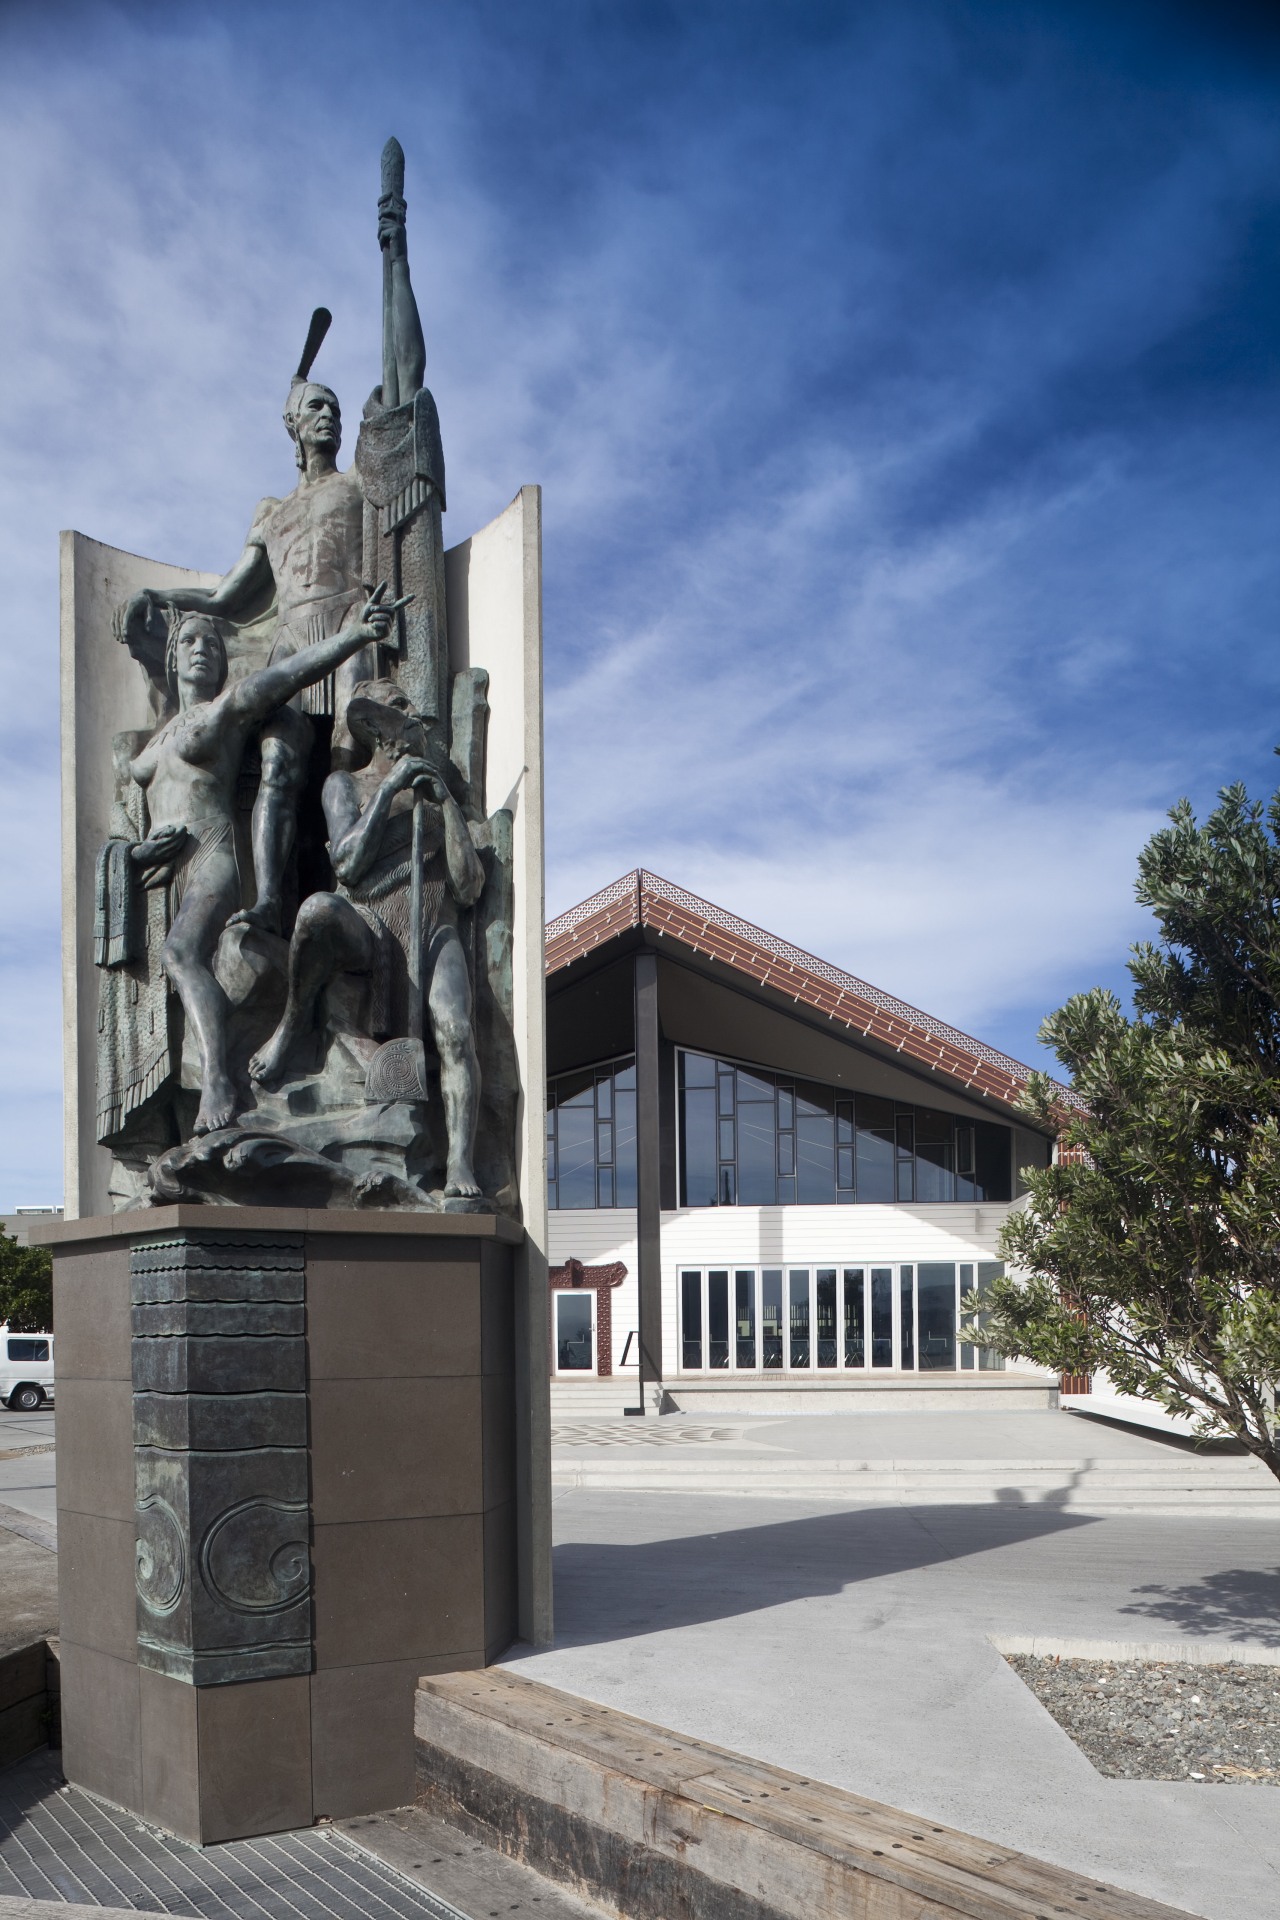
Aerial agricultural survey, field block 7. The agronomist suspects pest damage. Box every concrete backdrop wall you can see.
[445,485,550,1640]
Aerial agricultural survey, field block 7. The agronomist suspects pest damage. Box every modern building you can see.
[1,1208,62,1249]
[545,871,1061,1412]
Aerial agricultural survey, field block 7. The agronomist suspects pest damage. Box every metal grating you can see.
[0,1750,470,1920]
[544,871,641,943]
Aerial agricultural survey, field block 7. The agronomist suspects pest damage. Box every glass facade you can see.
[547,1057,637,1210]
[679,1263,1006,1373]
[678,1050,1011,1207]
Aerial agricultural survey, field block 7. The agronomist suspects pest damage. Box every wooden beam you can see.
[417,1669,1200,1920]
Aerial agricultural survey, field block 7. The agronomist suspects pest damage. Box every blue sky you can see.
[1,0,1279,1207]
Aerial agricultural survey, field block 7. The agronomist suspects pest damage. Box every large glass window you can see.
[870,1267,893,1366]
[677,1050,1013,1207]
[918,1262,958,1370]
[681,1270,702,1368]
[855,1096,895,1202]
[708,1269,730,1369]
[788,1269,810,1367]
[816,1269,838,1368]
[678,1263,1005,1374]
[548,1057,637,1209]
[735,1269,756,1368]
[843,1268,865,1366]
[976,1261,1007,1372]
[761,1269,783,1368]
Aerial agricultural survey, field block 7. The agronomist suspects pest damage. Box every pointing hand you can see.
[353,581,414,645]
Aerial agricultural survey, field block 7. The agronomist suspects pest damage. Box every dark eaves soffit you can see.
[545,870,1081,1119]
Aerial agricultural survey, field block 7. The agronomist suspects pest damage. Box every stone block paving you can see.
[0,1750,469,1920]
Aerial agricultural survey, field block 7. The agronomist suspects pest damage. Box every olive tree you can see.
[961,781,1280,1483]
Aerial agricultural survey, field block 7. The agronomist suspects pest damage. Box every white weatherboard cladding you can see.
[549,1201,1050,1383]
[547,1210,640,1374]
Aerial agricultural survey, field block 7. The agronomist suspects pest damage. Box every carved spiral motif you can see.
[135,1496,187,1614]
[198,1498,311,1615]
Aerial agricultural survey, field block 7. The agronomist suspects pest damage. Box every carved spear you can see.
[380,136,406,409]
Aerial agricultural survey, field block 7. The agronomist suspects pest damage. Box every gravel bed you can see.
[1007,1654,1280,1783]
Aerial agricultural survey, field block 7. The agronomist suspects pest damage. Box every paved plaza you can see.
[511,1409,1280,1920]
[0,1410,56,1535]
[3,1405,1278,1919]
[551,1405,1183,1457]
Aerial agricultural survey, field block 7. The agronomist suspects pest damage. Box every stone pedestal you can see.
[47,1205,521,1844]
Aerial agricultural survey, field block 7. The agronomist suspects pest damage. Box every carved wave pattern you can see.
[198,1497,312,1615]
[135,1496,187,1614]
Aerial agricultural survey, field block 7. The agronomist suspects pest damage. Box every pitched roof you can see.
[546,868,1072,1118]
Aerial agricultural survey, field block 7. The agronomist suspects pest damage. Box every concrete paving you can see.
[9,1405,1276,1918]
[504,1487,1280,1920]
[549,1408,1277,1511]
[0,1526,57,1656]
[550,1406,1241,1458]
[0,1412,56,1531]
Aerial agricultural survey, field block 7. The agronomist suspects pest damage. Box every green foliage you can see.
[0,1231,53,1334]
[960,780,1280,1481]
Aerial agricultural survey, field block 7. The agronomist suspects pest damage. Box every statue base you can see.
[46,1206,522,1843]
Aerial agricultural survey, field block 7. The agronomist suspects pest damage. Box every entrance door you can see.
[555,1291,596,1373]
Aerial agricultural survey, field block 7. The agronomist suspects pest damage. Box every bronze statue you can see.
[249,680,483,1196]
[118,312,364,936]
[127,590,405,1135]
[97,139,516,1216]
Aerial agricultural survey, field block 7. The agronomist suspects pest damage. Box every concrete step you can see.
[549,1378,648,1418]
[551,1376,1062,1417]
[548,1451,1280,1511]
[665,1376,1059,1412]
[415,1667,1200,1920]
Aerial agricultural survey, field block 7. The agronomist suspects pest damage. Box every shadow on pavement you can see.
[544,1501,1097,1643]
[1063,1407,1248,1454]
[1121,1566,1280,1647]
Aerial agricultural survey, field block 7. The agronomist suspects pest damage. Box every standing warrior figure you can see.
[128,589,407,1137]
[118,282,427,933]
[248,680,484,1197]
[117,313,356,936]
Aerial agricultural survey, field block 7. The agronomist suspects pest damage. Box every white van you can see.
[0,1330,55,1410]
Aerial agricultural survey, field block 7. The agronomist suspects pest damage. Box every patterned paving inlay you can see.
[550,1421,752,1448]
[0,1751,472,1920]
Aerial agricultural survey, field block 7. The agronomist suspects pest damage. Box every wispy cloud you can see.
[1,0,1278,1204]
